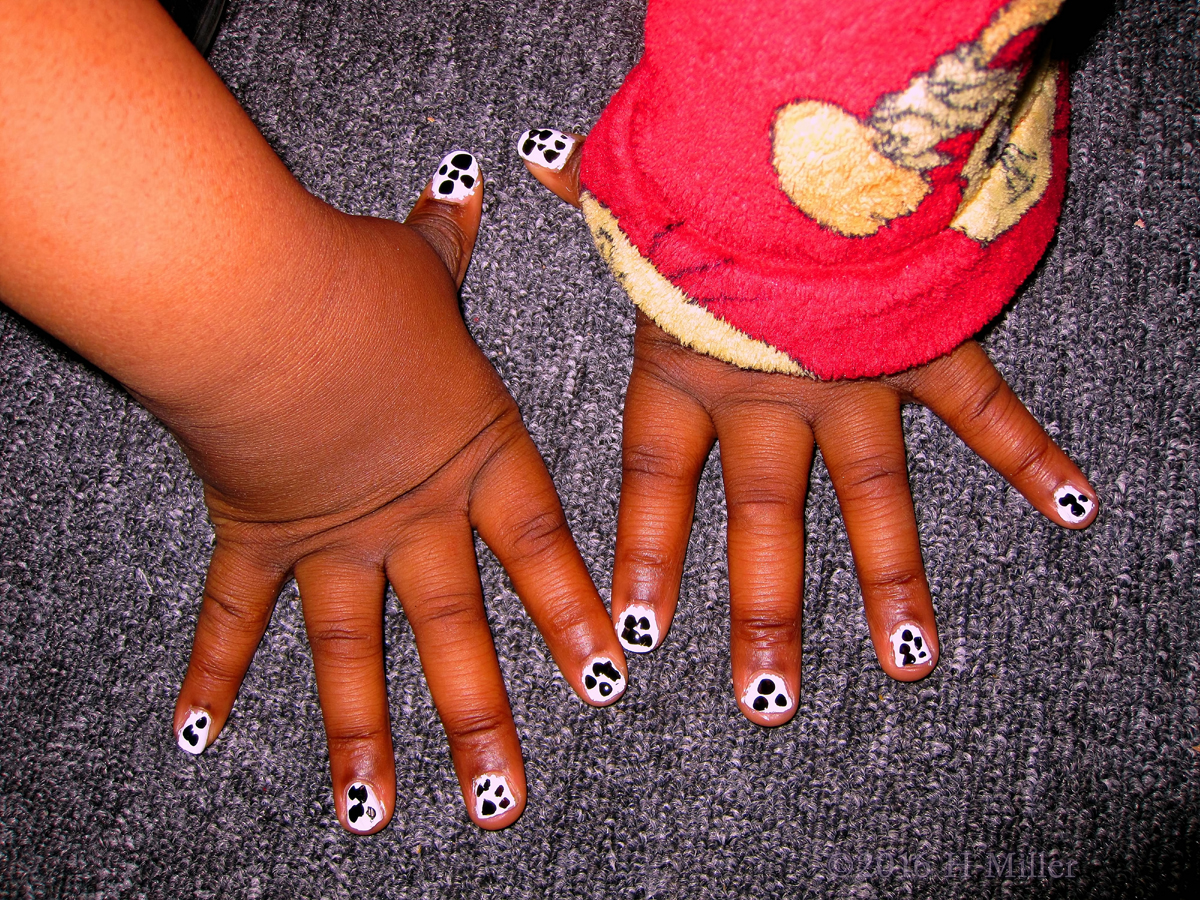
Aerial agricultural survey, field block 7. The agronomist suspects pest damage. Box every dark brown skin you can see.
[523,135,1098,725]
[0,0,626,833]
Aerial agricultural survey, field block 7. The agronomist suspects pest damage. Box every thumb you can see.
[404,150,483,288]
[517,129,584,208]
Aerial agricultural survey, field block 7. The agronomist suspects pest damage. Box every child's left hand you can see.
[522,134,1098,724]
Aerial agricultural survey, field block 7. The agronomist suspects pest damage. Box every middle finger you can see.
[713,400,813,725]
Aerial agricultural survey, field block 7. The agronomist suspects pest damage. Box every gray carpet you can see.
[2,0,1198,896]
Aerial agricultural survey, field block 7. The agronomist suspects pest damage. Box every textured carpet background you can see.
[1,0,1197,896]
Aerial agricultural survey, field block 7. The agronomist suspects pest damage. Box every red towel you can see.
[581,0,1068,380]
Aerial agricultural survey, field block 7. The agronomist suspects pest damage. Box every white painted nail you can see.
[430,150,480,202]
[176,709,211,755]
[472,773,515,819]
[582,656,626,703]
[345,781,383,832]
[616,603,660,653]
[1054,484,1095,524]
[890,623,932,668]
[742,673,794,715]
[517,128,576,171]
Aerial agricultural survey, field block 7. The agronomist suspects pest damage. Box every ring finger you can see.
[713,401,813,724]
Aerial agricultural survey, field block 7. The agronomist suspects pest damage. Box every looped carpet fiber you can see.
[1,0,1196,896]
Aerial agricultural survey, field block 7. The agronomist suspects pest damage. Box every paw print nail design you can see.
[582,657,626,703]
[890,624,931,668]
[1054,485,1094,524]
[517,128,576,171]
[617,604,659,653]
[742,674,794,715]
[345,782,382,832]
[431,151,480,202]
[472,774,514,819]
[176,709,211,755]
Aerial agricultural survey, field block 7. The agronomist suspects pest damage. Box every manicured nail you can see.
[472,773,515,819]
[517,128,576,171]
[430,150,480,202]
[1054,484,1095,524]
[582,656,626,703]
[176,708,211,755]
[345,781,383,832]
[890,623,932,668]
[616,603,659,653]
[742,673,794,715]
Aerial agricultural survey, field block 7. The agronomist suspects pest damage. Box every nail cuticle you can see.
[176,708,211,755]
[430,150,480,202]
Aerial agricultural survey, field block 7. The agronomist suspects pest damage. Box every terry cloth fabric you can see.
[580,0,1070,380]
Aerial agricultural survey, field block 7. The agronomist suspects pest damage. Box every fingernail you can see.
[582,656,626,704]
[742,673,794,715]
[345,781,383,833]
[616,603,660,653]
[430,150,480,202]
[472,773,515,820]
[517,128,576,171]
[1054,484,1095,524]
[890,623,932,668]
[176,708,211,755]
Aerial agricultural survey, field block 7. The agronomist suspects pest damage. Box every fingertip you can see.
[877,620,939,683]
[1050,482,1099,530]
[339,779,392,835]
[737,672,798,727]
[466,771,524,830]
[613,602,663,654]
[516,127,584,207]
[173,705,216,756]
[406,149,484,286]
[579,653,628,707]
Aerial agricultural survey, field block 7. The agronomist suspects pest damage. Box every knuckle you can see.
[326,725,388,758]
[1007,432,1054,483]
[623,439,695,484]
[835,451,907,502]
[188,649,245,688]
[203,588,272,634]
[955,373,1011,438]
[408,212,465,279]
[443,707,510,756]
[731,611,799,652]
[860,566,925,603]
[621,542,676,575]
[501,509,570,565]
[409,590,483,635]
[307,619,383,664]
[726,478,802,530]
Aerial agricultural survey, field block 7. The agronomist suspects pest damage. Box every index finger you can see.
[468,415,628,707]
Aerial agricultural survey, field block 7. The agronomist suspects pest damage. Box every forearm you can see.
[0,0,340,410]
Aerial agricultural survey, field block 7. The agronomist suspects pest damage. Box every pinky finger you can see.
[174,542,284,754]
[907,342,1098,529]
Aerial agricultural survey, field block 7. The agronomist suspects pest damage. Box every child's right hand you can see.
[522,133,1098,724]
